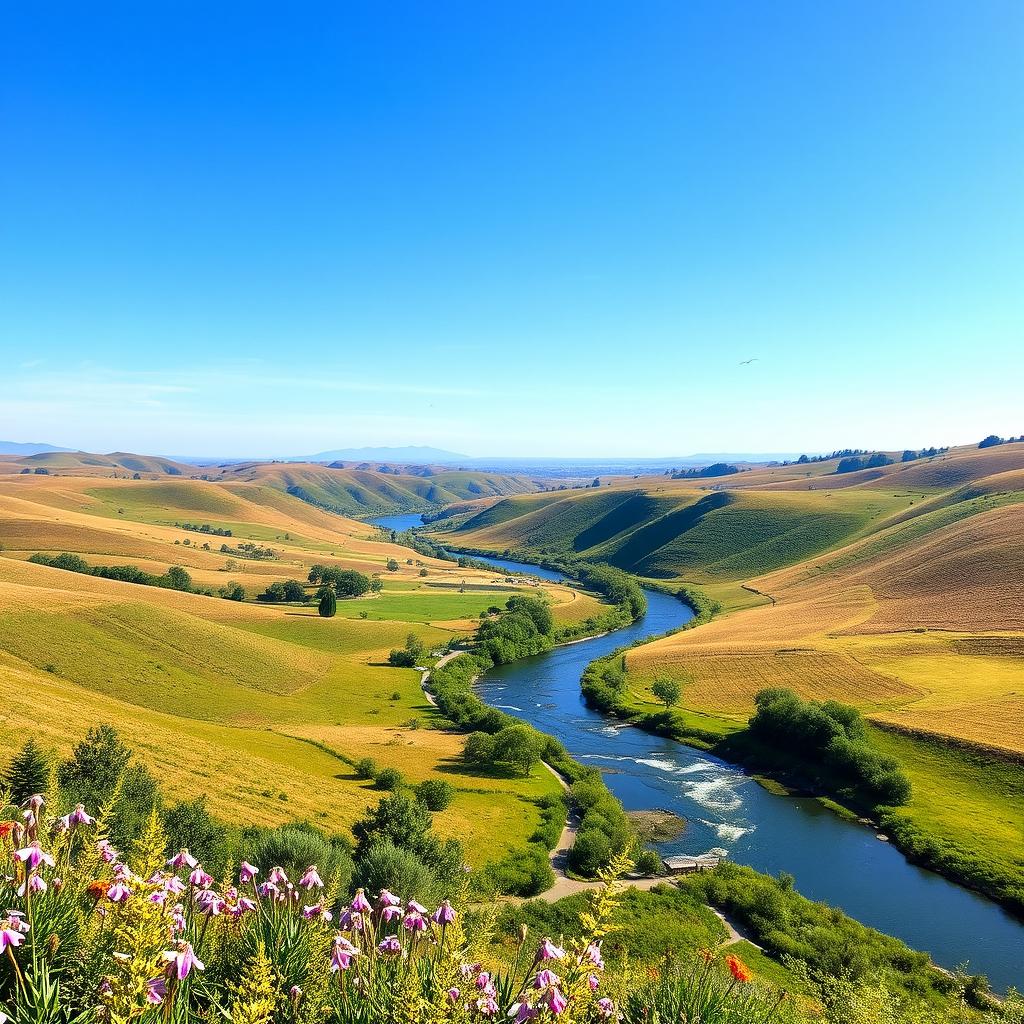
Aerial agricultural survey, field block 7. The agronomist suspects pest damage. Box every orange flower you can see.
[0,820,16,840]
[86,879,109,901]
[726,954,753,983]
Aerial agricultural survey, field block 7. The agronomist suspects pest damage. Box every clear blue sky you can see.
[2,1,1021,457]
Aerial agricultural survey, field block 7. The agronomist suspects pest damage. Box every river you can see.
[368,515,1024,989]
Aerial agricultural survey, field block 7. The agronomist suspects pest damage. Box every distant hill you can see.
[299,445,469,464]
[0,440,73,455]
[13,451,196,476]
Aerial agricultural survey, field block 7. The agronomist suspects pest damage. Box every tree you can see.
[352,791,432,858]
[6,738,50,803]
[282,579,307,602]
[318,588,337,618]
[164,566,192,591]
[652,677,682,708]
[386,559,400,572]
[491,724,545,776]
[219,581,245,601]
[979,434,1004,449]
[461,731,495,767]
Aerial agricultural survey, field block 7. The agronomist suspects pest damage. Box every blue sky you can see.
[1,1,1021,457]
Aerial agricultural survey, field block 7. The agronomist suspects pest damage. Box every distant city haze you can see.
[2,3,1021,455]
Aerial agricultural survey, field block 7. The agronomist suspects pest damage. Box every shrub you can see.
[415,779,455,812]
[374,767,405,791]
[354,757,378,780]
[352,838,435,902]
[318,587,337,617]
[568,828,612,875]
[636,849,662,876]
[248,823,353,892]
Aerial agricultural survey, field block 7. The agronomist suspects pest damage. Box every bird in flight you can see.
[739,357,759,365]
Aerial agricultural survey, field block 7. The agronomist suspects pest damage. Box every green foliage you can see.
[255,579,309,603]
[743,688,912,808]
[317,587,337,617]
[248,823,353,891]
[476,593,555,664]
[28,552,197,593]
[352,791,433,859]
[307,564,371,596]
[354,756,378,780]
[652,676,682,708]
[352,838,436,902]
[163,796,228,870]
[5,737,50,803]
[415,778,454,811]
[687,863,952,1006]
[374,766,405,791]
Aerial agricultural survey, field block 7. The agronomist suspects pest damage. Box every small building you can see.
[663,854,722,875]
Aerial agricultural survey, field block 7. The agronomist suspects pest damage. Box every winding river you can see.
[371,514,1024,990]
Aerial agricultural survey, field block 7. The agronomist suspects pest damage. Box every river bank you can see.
[370,519,1024,990]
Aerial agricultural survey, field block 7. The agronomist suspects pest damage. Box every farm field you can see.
[0,471,595,868]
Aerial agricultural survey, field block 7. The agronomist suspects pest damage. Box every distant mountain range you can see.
[298,445,470,464]
[0,440,74,456]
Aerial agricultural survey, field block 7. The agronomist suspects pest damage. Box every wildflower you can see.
[534,969,560,990]
[726,954,753,983]
[163,942,204,980]
[299,865,324,890]
[171,905,187,933]
[257,881,278,899]
[268,866,288,885]
[4,911,29,933]
[588,974,600,991]
[339,908,364,931]
[164,875,186,895]
[0,926,26,952]
[0,822,16,840]
[26,795,45,813]
[330,935,359,971]
[476,996,499,1017]
[475,972,496,997]
[407,899,427,914]
[168,848,197,870]
[302,902,332,922]
[509,1003,537,1022]
[188,866,213,888]
[146,976,167,1005]
[403,910,427,932]
[381,903,402,922]
[239,861,259,883]
[70,804,94,826]
[349,887,371,911]
[432,899,457,925]
[460,962,481,979]
[538,937,565,960]
[378,888,400,907]
[106,881,132,903]
[97,840,118,863]
[289,985,303,1006]
[378,934,402,955]
[13,843,55,870]
[234,896,257,915]
[585,941,605,971]
[17,874,47,896]
[447,987,460,1002]
[545,987,568,1014]
[149,891,167,905]
[596,997,615,1018]
[195,890,225,916]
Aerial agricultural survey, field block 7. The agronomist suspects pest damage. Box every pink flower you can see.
[168,849,197,870]
[188,866,213,888]
[350,887,371,911]
[475,997,499,1017]
[510,1004,538,1023]
[13,844,55,870]
[432,900,456,925]
[460,962,480,979]
[446,987,460,1002]
[18,874,47,896]
[70,804,94,826]
[330,936,359,971]
[539,937,565,960]
[300,866,324,890]
[163,942,204,980]
[239,861,259,883]
[403,911,427,932]
[534,969,561,990]
[407,899,427,914]
[588,974,600,991]
[381,904,402,922]
[96,840,118,864]
[0,927,26,952]
[475,971,496,997]
[378,888,400,907]
[596,997,616,1018]
[546,987,568,1014]
[146,976,167,1005]
[258,881,278,899]
[195,890,225,916]
[378,934,402,955]
[301,902,332,923]
[234,897,257,915]
[106,881,132,903]
[164,876,186,896]
[585,941,605,971]
[4,911,29,933]
[268,866,288,885]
